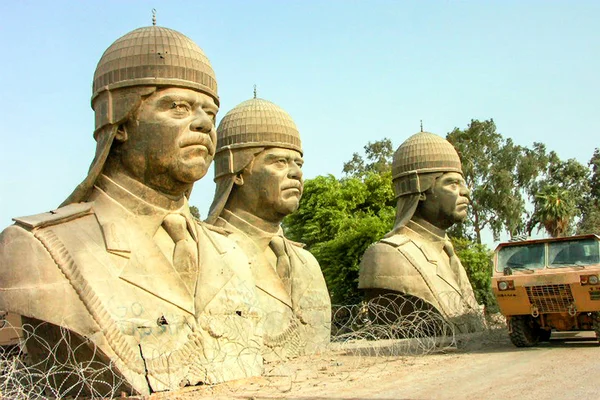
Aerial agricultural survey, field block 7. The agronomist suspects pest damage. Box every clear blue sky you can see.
[1,1,598,247]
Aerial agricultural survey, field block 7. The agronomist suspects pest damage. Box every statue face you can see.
[418,172,470,230]
[119,87,218,193]
[235,148,304,223]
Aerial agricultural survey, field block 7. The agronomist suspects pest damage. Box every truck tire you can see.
[538,328,552,342]
[592,312,600,342]
[509,316,540,347]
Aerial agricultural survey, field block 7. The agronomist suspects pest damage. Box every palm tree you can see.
[528,185,575,238]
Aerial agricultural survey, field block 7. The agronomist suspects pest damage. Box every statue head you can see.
[62,25,219,205]
[388,131,469,233]
[206,98,303,225]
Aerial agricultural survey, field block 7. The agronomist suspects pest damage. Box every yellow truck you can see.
[492,234,600,347]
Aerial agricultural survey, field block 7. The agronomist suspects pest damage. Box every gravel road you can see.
[151,330,600,400]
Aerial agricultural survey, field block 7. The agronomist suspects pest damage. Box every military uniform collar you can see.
[406,217,447,255]
[94,174,196,241]
[220,209,280,251]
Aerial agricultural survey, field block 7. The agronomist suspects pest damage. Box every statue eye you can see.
[170,102,190,113]
[204,109,216,123]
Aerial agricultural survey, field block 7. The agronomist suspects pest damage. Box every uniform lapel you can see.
[435,262,462,294]
[93,192,195,315]
[408,229,462,294]
[254,249,292,309]
[287,240,313,309]
[193,223,236,313]
[217,218,292,309]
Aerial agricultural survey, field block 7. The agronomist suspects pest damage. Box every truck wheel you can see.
[509,316,540,347]
[538,328,551,342]
[592,312,600,342]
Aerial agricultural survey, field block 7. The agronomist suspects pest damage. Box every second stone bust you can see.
[206,96,331,361]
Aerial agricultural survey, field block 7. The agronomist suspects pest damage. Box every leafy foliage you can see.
[528,185,576,237]
[578,148,600,235]
[452,238,497,312]
[342,139,394,177]
[447,119,547,243]
[189,205,201,220]
[527,154,589,237]
[284,172,396,304]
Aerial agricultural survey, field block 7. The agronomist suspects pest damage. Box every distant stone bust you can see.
[206,97,331,361]
[358,132,482,333]
[0,25,262,396]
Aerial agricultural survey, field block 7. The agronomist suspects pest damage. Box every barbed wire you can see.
[0,320,127,399]
[0,293,492,399]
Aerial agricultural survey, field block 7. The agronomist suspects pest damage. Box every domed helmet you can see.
[387,131,464,233]
[62,25,218,206]
[206,97,302,223]
[391,131,462,198]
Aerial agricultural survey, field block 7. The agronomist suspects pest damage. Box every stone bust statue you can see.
[0,25,262,396]
[358,131,482,333]
[206,96,331,361]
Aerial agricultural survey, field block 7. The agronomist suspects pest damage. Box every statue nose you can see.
[461,185,471,200]
[190,113,213,133]
[289,163,303,180]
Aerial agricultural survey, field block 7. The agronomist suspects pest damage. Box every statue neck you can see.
[222,206,281,235]
[102,156,191,201]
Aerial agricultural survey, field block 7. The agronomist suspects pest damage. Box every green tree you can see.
[284,170,396,304]
[447,119,547,243]
[527,154,589,237]
[342,138,393,177]
[451,238,497,312]
[578,148,600,234]
[189,205,201,220]
[528,186,575,237]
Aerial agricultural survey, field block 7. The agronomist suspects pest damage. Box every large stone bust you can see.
[0,25,262,396]
[358,131,481,333]
[206,97,331,361]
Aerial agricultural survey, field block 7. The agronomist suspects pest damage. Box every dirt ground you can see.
[141,328,600,400]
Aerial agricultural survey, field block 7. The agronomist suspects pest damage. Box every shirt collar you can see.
[406,217,448,254]
[220,209,280,251]
[95,174,196,240]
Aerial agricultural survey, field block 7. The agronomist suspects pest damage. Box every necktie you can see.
[269,235,292,294]
[444,240,478,308]
[162,213,198,293]
[443,240,461,281]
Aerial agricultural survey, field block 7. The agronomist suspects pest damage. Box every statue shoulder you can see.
[379,233,412,248]
[196,220,248,258]
[361,233,413,261]
[13,203,93,230]
[285,238,306,249]
[290,242,320,269]
[0,222,72,315]
[358,234,422,289]
[202,222,234,237]
[1,202,96,287]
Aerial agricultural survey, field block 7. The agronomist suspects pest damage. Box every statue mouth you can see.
[282,182,303,195]
[179,135,215,156]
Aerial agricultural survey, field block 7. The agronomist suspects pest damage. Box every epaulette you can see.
[286,238,306,249]
[13,203,93,230]
[380,234,411,248]
[201,222,234,236]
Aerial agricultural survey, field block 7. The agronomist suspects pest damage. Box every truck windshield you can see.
[497,243,545,272]
[548,239,600,268]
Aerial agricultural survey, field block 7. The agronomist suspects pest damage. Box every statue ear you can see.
[233,173,244,186]
[114,124,128,142]
[418,192,427,201]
